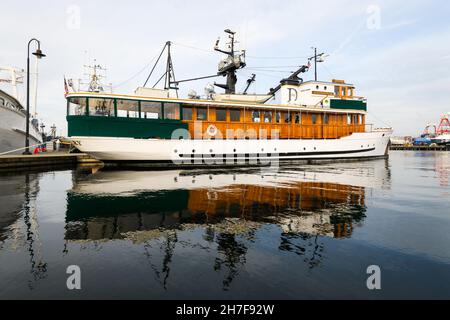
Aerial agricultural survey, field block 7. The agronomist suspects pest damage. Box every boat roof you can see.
[66,91,367,114]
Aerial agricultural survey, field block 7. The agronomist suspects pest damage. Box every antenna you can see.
[214,29,246,94]
[309,48,327,81]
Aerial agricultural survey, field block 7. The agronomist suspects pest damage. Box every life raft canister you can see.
[207,125,218,137]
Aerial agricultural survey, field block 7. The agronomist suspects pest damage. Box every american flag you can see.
[64,77,69,96]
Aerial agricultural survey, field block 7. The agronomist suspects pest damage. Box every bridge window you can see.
[216,108,227,121]
[117,99,139,118]
[141,101,162,119]
[67,97,86,116]
[197,107,207,121]
[230,109,240,122]
[164,103,180,120]
[324,114,329,124]
[312,114,317,125]
[353,114,358,124]
[347,114,352,125]
[295,112,302,124]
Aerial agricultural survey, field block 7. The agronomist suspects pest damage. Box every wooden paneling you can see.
[183,105,365,140]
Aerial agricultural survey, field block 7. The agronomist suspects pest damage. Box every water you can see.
[0,151,449,299]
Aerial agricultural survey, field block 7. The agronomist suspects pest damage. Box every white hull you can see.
[0,106,42,155]
[71,130,391,166]
[431,134,450,145]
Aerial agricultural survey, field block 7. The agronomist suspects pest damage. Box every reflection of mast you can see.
[143,230,177,290]
[212,232,248,290]
[23,174,47,288]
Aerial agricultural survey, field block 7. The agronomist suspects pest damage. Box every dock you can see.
[390,145,449,151]
[0,152,102,170]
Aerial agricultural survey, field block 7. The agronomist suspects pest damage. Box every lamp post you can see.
[23,38,46,155]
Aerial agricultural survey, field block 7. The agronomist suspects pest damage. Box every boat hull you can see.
[0,106,42,155]
[70,131,391,166]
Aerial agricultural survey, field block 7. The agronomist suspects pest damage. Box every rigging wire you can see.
[113,51,162,89]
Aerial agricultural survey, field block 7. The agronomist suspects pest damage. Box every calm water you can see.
[0,151,449,300]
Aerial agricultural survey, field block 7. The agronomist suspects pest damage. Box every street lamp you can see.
[23,38,46,155]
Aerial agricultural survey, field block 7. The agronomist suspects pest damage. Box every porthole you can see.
[210,149,213,153]
[192,149,196,153]
[233,149,237,153]
[174,150,178,153]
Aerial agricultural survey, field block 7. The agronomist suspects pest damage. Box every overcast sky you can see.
[1,0,449,136]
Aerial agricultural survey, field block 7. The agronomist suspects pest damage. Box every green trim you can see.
[67,115,188,139]
[330,99,367,111]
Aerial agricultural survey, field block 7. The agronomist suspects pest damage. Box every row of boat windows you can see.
[0,97,20,111]
[67,97,363,125]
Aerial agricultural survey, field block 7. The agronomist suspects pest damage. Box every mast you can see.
[214,29,246,94]
[32,57,39,118]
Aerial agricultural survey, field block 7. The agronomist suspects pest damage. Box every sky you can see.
[1,0,450,136]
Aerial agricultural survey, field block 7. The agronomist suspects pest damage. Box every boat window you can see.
[295,113,301,124]
[285,112,292,124]
[197,107,207,121]
[312,114,317,125]
[0,98,4,107]
[89,98,115,117]
[117,99,139,118]
[67,97,86,116]
[275,112,281,123]
[141,101,162,119]
[342,87,347,97]
[230,109,240,122]
[347,115,352,124]
[182,106,193,120]
[252,111,261,123]
[164,103,180,120]
[359,115,363,124]
[216,108,227,121]
[334,86,339,96]
[324,114,329,124]
[353,114,358,124]
[264,111,272,123]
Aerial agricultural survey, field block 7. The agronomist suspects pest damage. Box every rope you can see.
[0,138,59,156]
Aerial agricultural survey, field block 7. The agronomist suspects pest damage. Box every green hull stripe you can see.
[67,116,188,139]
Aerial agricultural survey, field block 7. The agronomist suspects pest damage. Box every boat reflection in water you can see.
[65,162,390,289]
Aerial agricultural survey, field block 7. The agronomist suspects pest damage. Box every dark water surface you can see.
[0,151,449,299]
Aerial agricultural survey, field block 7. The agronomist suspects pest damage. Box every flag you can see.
[64,77,69,97]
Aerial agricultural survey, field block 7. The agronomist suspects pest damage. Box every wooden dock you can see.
[0,152,102,170]
[390,145,449,151]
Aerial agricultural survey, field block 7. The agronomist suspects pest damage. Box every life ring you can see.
[207,125,218,136]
